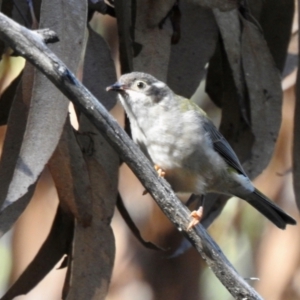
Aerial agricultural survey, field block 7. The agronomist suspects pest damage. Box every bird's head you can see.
[106,72,172,110]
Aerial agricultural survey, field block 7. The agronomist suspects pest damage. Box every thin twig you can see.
[34,29,59,44]
[0,13,262,300]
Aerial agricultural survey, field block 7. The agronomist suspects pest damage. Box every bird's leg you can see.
[142,165,166,195]
[187,195,205,230]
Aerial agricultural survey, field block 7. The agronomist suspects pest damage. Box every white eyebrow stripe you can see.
[153,82,165,88]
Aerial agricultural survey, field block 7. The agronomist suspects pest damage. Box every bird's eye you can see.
[136,81,146,89]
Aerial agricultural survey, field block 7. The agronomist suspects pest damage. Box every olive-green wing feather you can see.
[175,95,246,176]
[203,120,246,176]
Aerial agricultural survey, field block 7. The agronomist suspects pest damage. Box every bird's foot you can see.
[142,165,166,195]
[154,164,166,177]
[187,206,203,230]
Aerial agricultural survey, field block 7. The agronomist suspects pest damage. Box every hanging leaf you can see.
[0,184,35,237]
[48,119,93,227]
[1,0,87,208]
[206,39,254,165]
[114,0,133,73]
[83,26,117,111]
[0,206,74,300]
[65,25,119,299]
[186,0,237,12]
[241,18,282,178]
[133,0,173,80]
[213,8,249,124]
[167,3,218,98]
[0,63,34,210]
[116,193,165,251]
[247,0,294,72]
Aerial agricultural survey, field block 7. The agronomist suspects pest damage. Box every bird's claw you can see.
[142,165,166,195]
[154,164,166,177]
[187,206,203,230]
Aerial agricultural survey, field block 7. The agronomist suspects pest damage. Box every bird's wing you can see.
[203,120,247,176]
[175,95,247,176]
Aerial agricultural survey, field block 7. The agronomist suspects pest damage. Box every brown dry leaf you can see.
[241,18,282,178]
[133,0,173,81]
[0,206,74,300]
[186,0,237,11]
[65,26,119,300]
[167,2,218,98]
[2,0,87,207]
[48,119,93,227]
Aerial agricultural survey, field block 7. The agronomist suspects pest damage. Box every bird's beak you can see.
[106,82,126,92]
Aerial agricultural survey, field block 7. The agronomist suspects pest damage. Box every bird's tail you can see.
[244,188,296,229]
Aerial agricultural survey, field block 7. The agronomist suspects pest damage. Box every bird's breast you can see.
[130,109,227,194]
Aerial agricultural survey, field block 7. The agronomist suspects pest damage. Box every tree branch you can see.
[34,29,60,44]
[0,13,262,300]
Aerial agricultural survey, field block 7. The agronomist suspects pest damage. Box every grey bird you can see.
[107,72,296,230]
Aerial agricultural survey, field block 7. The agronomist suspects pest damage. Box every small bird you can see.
[107,72,296,230]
